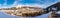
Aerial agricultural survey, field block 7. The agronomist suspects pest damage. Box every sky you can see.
[0,0,60,18]
[0,0,60,8]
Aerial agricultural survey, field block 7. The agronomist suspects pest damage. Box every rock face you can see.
[2,6,46,17]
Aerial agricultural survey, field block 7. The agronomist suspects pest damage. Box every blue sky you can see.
[0,0,60,18]
[0,0,60,8]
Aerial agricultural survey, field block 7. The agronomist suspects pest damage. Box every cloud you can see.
[5,1,57,8]
[0,0,59,8]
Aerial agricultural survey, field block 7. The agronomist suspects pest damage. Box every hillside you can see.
[1,6,47,17]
